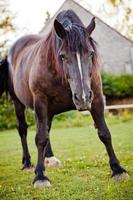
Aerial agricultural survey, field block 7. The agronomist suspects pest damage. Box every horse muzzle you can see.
[73,90,94,111]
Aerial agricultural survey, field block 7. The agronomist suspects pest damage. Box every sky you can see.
[9,0,104,36]
[9,0,66,34]
[7,0,133,41]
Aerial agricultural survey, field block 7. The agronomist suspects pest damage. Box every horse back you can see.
[8,34,41,68]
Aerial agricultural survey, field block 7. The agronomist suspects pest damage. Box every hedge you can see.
[102,73,133,99]
[0,95,35,130]
[0,73,133,130]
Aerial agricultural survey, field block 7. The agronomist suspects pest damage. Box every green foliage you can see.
[102,73,133,99]
[106,0,133,40]
[0,95,35,130]
[0,95,16,130]
[53,111,93,129]
[0,0,15,57]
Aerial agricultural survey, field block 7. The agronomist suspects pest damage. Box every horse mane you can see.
[42,10,99,77]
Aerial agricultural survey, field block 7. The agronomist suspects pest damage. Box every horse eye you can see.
[89,51,94,58]
[60,54,65,61]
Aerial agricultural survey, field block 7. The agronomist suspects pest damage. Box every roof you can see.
[41,0,133,44]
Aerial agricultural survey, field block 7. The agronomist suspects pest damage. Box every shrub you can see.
[0,94,35,130]
[102,73,133,99]
[0,95,16,130]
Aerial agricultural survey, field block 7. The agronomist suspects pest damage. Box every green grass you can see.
[0,118,133,200]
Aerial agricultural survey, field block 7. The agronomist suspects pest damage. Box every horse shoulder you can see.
[91,67,103,101]
[28,61,49,96]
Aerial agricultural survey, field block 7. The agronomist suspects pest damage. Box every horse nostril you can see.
[89,90,94,101]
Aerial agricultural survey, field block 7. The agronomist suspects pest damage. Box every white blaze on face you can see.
[76,52,86,102]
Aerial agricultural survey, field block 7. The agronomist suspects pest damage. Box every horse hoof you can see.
[34,180,51,188]
[45,156,62,168]
[112,173,130,181]
[22,165,35,172]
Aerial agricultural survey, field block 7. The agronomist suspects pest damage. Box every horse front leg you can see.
[33,96,51,188]
[45,115,62,168]
[45,139,62,168]
[91,96,128,179]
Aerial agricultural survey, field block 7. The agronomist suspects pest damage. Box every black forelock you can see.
[56,10,89,52]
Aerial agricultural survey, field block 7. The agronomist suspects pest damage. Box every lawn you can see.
[0,117,133,200]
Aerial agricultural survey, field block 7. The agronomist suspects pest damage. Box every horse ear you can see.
[86,17,96,35]
[54,19,66,39]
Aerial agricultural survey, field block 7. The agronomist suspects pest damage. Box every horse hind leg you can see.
[14,99,33,171]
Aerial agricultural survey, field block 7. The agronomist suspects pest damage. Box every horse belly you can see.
[13,74,33,109]
[15,86,33,109]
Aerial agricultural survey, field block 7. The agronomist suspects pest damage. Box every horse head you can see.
[54,10,96,111]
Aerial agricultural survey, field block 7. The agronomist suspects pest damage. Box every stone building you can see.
[40,0,133,74]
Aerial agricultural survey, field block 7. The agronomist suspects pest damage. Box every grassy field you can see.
[0,116,133,200]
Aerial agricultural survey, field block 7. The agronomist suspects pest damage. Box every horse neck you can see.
[41,32,64,79]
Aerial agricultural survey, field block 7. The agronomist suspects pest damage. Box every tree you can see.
[106,0,133,40]
[0,0,15,57]
[44,11,51,25]
[79,0,133,41]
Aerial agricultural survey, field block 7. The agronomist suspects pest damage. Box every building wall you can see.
[41,0,133,74]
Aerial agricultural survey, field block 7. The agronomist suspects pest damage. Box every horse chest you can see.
[46,79,70,99]
[48,87,75,114]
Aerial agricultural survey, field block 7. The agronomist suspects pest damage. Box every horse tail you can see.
[0,56,8,97]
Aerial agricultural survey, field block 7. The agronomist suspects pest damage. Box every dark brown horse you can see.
[0,10,127,188]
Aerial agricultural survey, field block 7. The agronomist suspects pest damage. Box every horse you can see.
[0,10,127,188]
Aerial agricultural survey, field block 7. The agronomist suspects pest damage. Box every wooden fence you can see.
[82,104,133,114]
